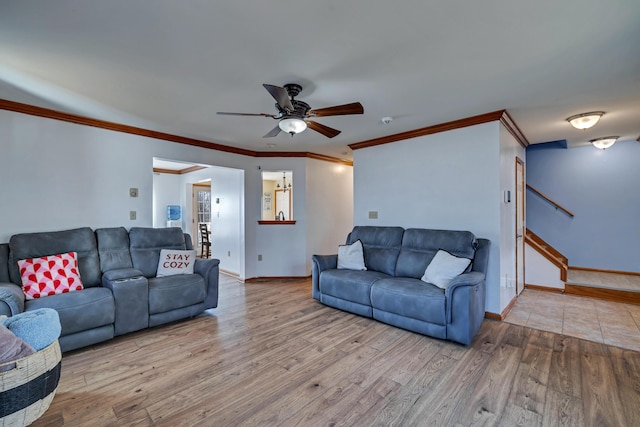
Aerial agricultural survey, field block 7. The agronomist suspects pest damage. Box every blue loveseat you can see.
[0,227,219,352]
[312,226,490,345]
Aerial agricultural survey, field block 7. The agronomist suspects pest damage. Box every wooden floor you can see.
[33,275,640,427]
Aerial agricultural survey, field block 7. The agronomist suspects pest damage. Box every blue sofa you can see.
[312,226,490,345]
[0,227,219,352]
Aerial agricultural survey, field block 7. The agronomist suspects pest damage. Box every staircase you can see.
[525,229,568,281]
[523,228,567,291]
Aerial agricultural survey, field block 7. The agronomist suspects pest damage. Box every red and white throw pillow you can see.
[17,252,84,300]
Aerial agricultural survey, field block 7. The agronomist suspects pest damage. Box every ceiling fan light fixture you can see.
[566,111,604,130]
[279,117,307,135]
[590,136,618,150]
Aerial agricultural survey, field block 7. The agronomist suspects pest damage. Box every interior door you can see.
[515,157,525,295]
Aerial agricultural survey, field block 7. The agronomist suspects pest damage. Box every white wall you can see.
[525,243,565,289]
[251,158,308,277]
[353,122,504,314]
[152,172,182,228]
[0,109,321,281]
[305,159,354,272]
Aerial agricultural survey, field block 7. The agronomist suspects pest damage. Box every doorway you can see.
[515,157,525,295]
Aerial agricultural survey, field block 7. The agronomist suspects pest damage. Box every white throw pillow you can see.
[421,249,471,289]
[156,249,197,277]
[337,240,367,271]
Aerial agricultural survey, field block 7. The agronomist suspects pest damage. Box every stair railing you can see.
[526,184,575,218]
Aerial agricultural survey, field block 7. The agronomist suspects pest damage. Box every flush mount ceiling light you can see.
[590,136,618,150]
[566,111,605,130]
[278,117,307,136]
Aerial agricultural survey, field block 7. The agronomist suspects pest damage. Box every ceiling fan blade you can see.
[217,112,276,117]
[263,125,282,138]
[306,121,341,138]
[263,84,294,112]
[309,102,364,117]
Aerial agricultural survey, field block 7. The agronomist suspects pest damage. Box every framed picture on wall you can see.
[263,192,272,211]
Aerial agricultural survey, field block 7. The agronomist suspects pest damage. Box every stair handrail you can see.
[526,184,575,217]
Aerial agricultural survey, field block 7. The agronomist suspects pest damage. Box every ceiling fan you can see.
[217,83,364,138]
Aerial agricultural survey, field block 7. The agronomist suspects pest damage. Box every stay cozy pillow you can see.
[421,249,471,289]
[17,252,84,300]
[337,240,367,271]
[156,249,197,277]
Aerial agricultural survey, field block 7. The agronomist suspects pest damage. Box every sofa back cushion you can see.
[346,226,404,276]
[129,227,187,278]
[95,227,134,272]
[396,228,477,279]
[8,227,102,287]
[0,244,10,283]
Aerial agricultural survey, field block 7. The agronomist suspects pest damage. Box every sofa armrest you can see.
[194,258,220,310]
[102,269,149,335]
[444,271,486,345]
[0,282,25,316]
[311,254,338,300]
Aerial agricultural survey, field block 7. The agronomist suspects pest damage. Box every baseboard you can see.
[564,284,640,306]
[244,275,311,283]
[524,283,565,294]
[220,269,240,278]
[484,294,517,321]
[569,266,640,277]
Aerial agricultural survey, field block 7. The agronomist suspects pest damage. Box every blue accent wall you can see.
[526,142,640,272]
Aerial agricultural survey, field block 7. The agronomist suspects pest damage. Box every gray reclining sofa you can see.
[0,226,219,352]
[312,226,490,345]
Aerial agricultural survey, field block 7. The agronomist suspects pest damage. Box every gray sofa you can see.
[312,226,490,345]
[0,226,219,352]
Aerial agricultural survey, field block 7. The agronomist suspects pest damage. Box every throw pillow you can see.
[337,240,367,271]
[0,323,35,372]
[17,252,84,300]
[156,249,197,277]
[421,249,471,289]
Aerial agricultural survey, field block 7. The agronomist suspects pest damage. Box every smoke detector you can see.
[380,116,393,125]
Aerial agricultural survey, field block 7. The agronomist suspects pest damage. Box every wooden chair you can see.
[198,223,211,258]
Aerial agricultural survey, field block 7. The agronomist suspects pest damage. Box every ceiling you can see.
[1,1,639,161]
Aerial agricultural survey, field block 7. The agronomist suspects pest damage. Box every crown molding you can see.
[0,98,353,166]
[349,109,529,150]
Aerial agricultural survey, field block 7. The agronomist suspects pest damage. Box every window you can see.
[261,171,293,222]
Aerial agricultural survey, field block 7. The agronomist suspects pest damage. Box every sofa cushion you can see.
[25,287,115,336]
[148,274,206,314]
[17,252,84,300]
[370,278,446,326]
[421,249,471,289]
[129,227,187,278]
[396,229,476,278]
[9,227,102,288]
[96,227,133,272]
[337,240,366,270]
[346,226,404,276]
[319,269,389,306]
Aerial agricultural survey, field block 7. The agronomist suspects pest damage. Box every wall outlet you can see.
[258,254,263,261]
[227,251,231,257]
[368,211,378,219]
[129,188,138,197]
[129,211,137,220]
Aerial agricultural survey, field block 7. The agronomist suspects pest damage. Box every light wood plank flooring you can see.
[33,275,640,426]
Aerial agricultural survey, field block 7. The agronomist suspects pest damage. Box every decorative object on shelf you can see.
[590,136,618,150]
[566,111,604,130]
